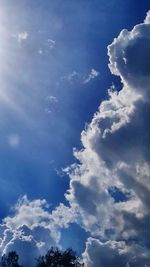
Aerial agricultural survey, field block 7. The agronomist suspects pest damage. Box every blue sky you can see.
[0,1,150,266]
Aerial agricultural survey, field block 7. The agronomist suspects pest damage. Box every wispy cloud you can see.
[17,31,28,43]
[83,68,100,84]
[61,71,80,83]
[61,69,100,85]
[1,9,150,267]
[38,39,56,55]
[47,39,56,49]
[46,95,58,103]
[45,95,59,113]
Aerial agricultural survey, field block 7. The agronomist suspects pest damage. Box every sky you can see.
[0,0,150,266]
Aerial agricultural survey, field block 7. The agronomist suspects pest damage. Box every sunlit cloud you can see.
[17,32,28,43]
[0,195,77,266]
[83,69,100,84]
[0,2,149,267]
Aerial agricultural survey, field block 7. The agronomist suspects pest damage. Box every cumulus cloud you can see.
[1,10,150,267]
[0,196,76,266]
[63,10,150,266]
[83,238,150,267]
[144,10,150,24]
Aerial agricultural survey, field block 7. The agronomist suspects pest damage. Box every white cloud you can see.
[144,10,150,24]
[47,39,56,49]
[61,71,80,83]
[0,196,76,266]
[61,69,99,85]
[63,10,150,265]
[17,32,28,43]
[83,238,150,267]
[83,69,100,84]
[1,10,150,267]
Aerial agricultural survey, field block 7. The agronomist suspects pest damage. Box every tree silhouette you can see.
[36,247,83,267]
[0,248,84,267]
[0,251,21,267]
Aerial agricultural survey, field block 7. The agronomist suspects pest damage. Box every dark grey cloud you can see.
[83,238,150,267]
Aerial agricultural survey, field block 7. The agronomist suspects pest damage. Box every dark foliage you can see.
[36,247,84,267]
[0,251,21,267]
[0,248,83,267]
